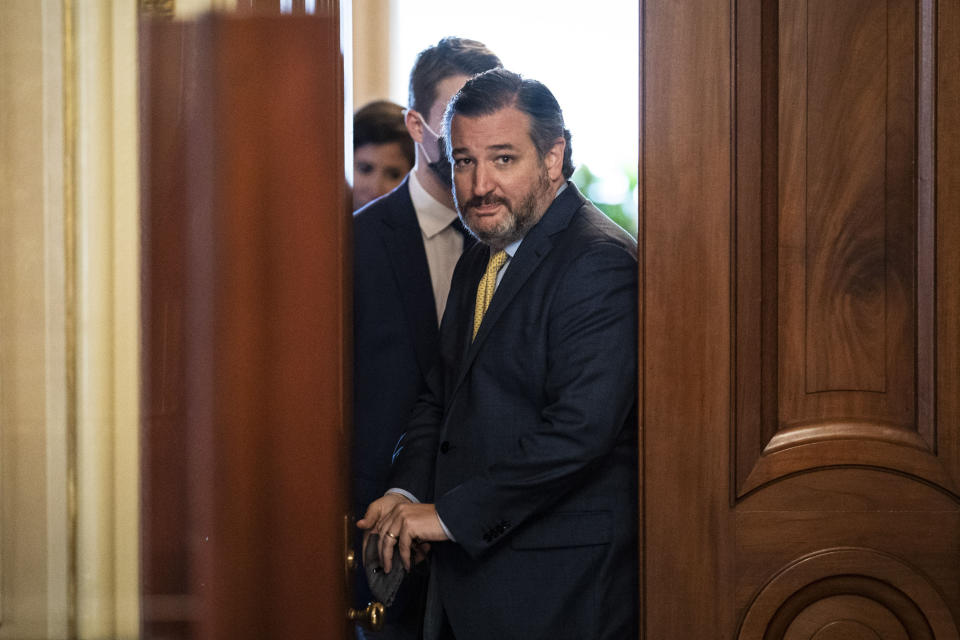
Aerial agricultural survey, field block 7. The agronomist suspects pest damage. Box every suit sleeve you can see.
[434,240,638,558]
[384,360,444,503]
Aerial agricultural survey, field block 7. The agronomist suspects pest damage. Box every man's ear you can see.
[544,137,566,181]
[405,109,425,144]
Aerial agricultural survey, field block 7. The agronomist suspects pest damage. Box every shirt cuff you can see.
[386,488,419,503]
[435,513,456,542]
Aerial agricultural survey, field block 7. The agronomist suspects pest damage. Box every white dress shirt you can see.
[408,171,464,323]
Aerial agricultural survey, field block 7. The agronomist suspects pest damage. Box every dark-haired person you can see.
[352,100,415,210]
[359,68,638,640]
[351,38,502,639]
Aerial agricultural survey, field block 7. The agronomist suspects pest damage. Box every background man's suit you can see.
[353,177,438,634]
[354,178,439,515]
[390,183,639,639]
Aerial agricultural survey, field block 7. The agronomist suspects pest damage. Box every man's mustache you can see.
[465,194,509,210]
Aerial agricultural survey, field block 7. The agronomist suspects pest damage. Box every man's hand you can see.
[358,494,448,573]
[357,493,410,533]
[357,493,410,571]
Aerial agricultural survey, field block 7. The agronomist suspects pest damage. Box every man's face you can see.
[450,106,560,249]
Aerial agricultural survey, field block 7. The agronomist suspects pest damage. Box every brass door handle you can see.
[347,602,385,631]
[344,515,359,579]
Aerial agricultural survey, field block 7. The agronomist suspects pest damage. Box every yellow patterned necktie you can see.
[472,249,508,340]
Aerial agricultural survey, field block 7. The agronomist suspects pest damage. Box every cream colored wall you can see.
[352,0,393,110]
[0,3,70,638]
[0,1,140,638]
[175,0,237,17]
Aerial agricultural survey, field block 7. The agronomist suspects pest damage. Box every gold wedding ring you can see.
[385,531,398,539]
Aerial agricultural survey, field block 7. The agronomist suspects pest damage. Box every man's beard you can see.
[457,168,552,249]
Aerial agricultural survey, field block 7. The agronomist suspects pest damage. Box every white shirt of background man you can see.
[408,170,465,323]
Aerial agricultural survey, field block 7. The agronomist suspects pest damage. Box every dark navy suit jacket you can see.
[353,177,440,516]
[389,183,639,639]
[353,177,440,631]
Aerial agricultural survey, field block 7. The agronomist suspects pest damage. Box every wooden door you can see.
[641,0,960,637]
[140,12,352,639]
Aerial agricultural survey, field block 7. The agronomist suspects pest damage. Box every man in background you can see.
[351,37,501,639]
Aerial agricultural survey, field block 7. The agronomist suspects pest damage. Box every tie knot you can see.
[487,249,508,273]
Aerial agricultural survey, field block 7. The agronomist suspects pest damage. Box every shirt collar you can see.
[502,237,522,259]
[408,170,458,238]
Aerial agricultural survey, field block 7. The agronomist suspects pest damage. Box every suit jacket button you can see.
[439,441,450,454]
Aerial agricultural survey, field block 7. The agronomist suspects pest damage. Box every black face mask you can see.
[427,135,453,188]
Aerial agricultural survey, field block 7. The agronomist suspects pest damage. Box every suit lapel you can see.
[447,183,585,400]
[469,230,551,351]
[379,179,439,377]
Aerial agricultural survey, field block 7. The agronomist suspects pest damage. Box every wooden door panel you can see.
[734,0,960,634]
[642,0,960,637]
[738,548,958,639]
[783,0,917,410]
[736,472,960,635]
[140,13,350,639]
[735,0,944,496]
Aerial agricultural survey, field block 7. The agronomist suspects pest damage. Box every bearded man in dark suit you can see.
[359,68,639,640]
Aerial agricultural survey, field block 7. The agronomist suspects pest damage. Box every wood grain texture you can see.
[645,0,960,636]
[140,19,195,639]
[779,0,917,428]
[735,0,939,497]
[737,546,958,639]
[141,14,349,639]
[938,0,960,498]
[641,0,734,636]
[736,469,960,634]
[803,0,890,395]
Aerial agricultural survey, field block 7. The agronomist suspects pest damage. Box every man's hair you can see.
[443,68,575,179]
[353,100,415,166]
[408,37,501,118]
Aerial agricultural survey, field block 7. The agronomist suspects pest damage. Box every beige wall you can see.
[0,1,140,638]
[352,0,393,110]
[0,2,70,638]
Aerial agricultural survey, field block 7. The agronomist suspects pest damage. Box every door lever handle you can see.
[344,515,358,578]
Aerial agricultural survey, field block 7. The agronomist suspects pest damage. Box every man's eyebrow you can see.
[451,143,518,155]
